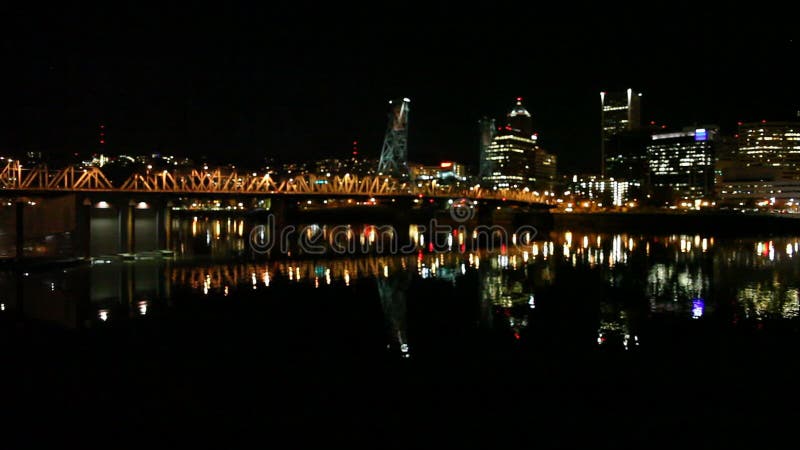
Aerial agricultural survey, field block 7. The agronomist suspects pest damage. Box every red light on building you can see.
[440,161,453,168]
[99,140,105,144]
[737,121,743,126]
[650,120,656,125]
[661,125,667,129]
[762,119,767,123]
[516,97,523,102]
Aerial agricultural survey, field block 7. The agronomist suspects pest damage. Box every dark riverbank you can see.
[553,211,800,236]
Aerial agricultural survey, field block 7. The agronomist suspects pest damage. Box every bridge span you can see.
[1,160,551,204]
[1,160,552,259]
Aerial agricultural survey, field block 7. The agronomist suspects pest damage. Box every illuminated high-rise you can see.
[481,98,538,190]
[600,89,642,177]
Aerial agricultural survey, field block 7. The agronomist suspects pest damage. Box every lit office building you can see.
[737,121,800,179]
[409,164,439,180]
[482,134,536,189]
[718,180,800,207]
[601,89,642,177]
[437,161,466,181]
[565,174,640,207]
[482,98,537,189]
[647,127,717,201]
[410,161,467,182]
[716,121,800,206]
[481,98,554,191]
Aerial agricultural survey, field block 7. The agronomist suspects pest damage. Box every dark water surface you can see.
[2,229,800,447]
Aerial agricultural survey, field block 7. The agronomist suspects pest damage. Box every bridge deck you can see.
[1,160,552,206]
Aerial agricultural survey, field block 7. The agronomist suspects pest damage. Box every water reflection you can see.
[738,283,800,319]
[178,215,248,257]
[377,272,411,357]
[3,230,800,354]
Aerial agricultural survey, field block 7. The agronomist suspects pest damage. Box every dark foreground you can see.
[3,284,799,449]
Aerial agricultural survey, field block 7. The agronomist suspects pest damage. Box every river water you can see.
[2,221,799,447]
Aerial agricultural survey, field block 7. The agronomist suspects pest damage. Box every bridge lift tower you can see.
[377,98,411,178]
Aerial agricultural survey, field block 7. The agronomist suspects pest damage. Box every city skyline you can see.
[2,5,798,173]
[5,7,800,445]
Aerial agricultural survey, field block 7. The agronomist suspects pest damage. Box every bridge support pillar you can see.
[75,197,92,258]
[161,202,172,250]
[476,203,495,226]
[269,197,289,231]
[119,200,135,254]
[127,201,135,253]
[15,200,24,261]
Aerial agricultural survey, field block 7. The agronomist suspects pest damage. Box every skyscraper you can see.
[603,126,657,184]
[507,98,534,138]
[480,98,557,191]
[600,89,642,177]
[481,98,537,190]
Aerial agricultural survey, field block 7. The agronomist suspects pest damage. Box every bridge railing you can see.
[0,160,549,204]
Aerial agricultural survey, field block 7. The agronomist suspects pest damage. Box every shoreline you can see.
[552,210,800,236]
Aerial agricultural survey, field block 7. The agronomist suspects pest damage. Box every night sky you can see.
[2,4,798,173]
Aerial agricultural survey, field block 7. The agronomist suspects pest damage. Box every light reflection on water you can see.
[3,230,800,356]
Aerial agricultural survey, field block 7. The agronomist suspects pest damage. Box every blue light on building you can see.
[694,129,707,141]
